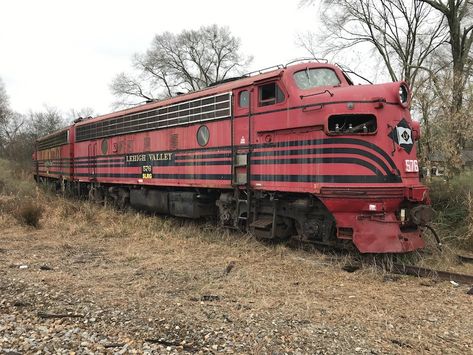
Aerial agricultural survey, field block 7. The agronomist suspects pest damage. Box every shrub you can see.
[16,200,42,228]
[0,159,36,197]
[464,192,473,251]
[427,170,473,250]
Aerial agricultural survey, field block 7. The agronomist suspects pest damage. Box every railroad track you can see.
[456,254,473,264]
[391,263,473,284]
[286,238,473,285]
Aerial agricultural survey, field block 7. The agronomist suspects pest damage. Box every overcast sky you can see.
[0,0,324,117]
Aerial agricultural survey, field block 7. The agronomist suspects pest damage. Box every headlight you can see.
[398,83,409,107]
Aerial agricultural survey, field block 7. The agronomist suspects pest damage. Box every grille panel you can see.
[76,92,232,142]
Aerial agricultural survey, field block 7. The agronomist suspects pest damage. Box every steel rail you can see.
[391,263,473,284]
[457,254,473,264]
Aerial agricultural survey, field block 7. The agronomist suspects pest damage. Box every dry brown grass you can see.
[1,185,473,353]
[428,171,473,252]
[15,199,42,227]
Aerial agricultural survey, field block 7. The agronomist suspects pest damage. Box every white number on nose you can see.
[405,159,419,172]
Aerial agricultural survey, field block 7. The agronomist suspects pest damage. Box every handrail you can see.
[284,57,328,66]
[244,64,285,77]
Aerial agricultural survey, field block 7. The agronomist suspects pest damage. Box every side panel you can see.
[36,128,73,181]
[36,144,72,180]
[73,119,233,188]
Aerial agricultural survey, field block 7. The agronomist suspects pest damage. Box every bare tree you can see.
[27,106,65,139]
[299,0,447,94]
[110,72,155,106]
[0,79,67,165]
[111,25,252,108]
[300,0,473,173]
[419,0,473,113]
[0,78,10,129]
[0,79,21,157]
[2,107,67,165]
[412,58,446,176]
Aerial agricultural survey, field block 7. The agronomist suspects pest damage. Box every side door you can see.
[88,142,97,180]
[232,86,252,185]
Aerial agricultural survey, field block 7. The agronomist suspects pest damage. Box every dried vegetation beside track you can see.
[0,161,472,354]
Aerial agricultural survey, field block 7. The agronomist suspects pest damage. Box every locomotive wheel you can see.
[274,216,295,241]
[88,187,105,204]
[252,215,295,242]
[116,188,130,210]
[295,219,320,241]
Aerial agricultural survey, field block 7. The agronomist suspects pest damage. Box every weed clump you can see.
[16,200,43,228]
[427,170,473,251]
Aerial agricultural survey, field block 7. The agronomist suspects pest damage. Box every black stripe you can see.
[72,172,399,183]
[72,143,396,178]
[252,174,401,183]
[73,154,231,164]
[254,138,399,173]
[74,160,232,168]
[40,138,400,181]
[74,164,125,168]
[74,172,231,180]
[252,157,384,176]
[74,156,124,164]
[74,138,397,173]
[252,147,393,176]
[36,158,72,162]
[73,146,233,160]
[73,159,124,166]
[73,156,379,174]
[74,155,381,174]
[38,164,71,167]
[175,152,232,160]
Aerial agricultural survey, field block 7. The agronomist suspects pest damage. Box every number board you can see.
[142,165,153,179]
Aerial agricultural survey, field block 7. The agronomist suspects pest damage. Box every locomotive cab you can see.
[272,62,431,252]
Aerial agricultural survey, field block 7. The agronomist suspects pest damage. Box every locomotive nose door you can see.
[232,87,252,186]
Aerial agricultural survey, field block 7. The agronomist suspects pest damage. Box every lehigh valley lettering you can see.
[125,153,173,162]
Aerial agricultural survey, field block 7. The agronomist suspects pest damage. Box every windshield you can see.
[293,68,340,90]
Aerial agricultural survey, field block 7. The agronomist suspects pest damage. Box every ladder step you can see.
[250,217,273,229]
[225,225,240,230]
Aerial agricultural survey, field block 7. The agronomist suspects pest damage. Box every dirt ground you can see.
[1,195,473,354]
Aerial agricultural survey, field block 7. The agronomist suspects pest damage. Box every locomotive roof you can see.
[75,61,335,127]
[36,126,69,142]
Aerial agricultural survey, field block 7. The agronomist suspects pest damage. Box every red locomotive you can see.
[34,60,433,253]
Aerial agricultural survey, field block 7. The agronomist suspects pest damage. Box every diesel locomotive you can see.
[33,60,433,253]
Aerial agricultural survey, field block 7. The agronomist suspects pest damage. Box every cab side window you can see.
[239,90,249,108]
[258,83,285,106]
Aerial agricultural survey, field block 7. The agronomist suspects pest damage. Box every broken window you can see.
[258,83,285,107]
[294,68,340,90]
[328,114,377,134]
